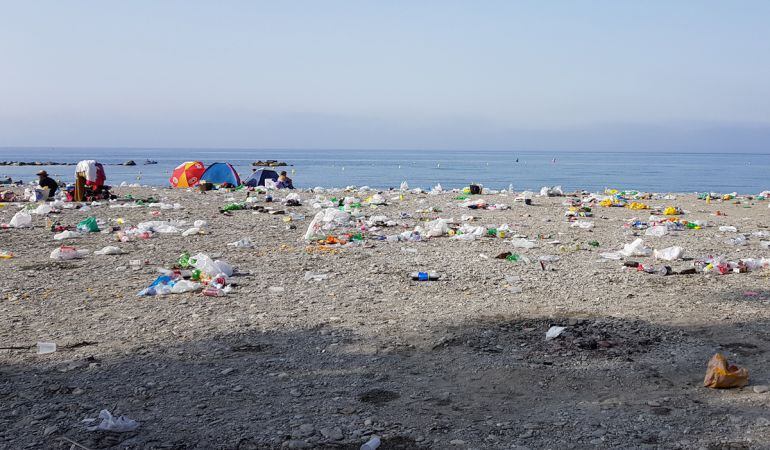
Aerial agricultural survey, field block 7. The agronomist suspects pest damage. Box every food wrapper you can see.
[703,353,748,389]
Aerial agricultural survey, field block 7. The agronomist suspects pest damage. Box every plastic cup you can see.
[37,342,57,354]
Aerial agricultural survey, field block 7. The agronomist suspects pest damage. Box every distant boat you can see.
[551,157,557,163]
[144,160,158,165]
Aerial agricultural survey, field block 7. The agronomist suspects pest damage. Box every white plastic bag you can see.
[85,409,140,432]
[645,225,668,237]
[94,246,123,255]
[9,210,32,228]
[510,238,537,249]
[570,220,594,230]
[170,280,201,294]
[31,204,53,215]
[227,238,254,248]
[546,326,566,340]
[653,246,684,261]
[182,227,201,236]
[54,230,82,240]
[50,246,89,260]
[620,238,652,257]
[191,253,233,277]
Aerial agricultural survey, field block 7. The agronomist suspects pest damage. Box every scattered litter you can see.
[37,342,57,354]
[94,246,124,255]
[84,409,140,432]
[545,326,566,341]
[619,239,652,257]
[360,436,381,450]
[227,238,255,248]
[653,246,684,261]
[410,271,440,281]
[50,246,89,260]
[8,210,32,228]
[304,272,330,282]
[54,230,82,240]
[704,353,749,389]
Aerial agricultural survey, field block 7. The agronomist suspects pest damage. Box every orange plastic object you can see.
[704,353,749,389]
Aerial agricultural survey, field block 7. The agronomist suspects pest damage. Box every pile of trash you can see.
[137,252,234,297]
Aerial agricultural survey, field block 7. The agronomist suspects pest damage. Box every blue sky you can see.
[1,1,769,151]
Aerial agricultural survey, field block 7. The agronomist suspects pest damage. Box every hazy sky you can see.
[2,1,770,151]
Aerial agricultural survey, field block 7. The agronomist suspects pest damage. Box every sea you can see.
[0,148,768,193]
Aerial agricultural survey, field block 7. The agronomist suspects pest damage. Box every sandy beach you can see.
[2,185,770,449]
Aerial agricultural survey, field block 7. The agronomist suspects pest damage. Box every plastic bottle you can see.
[178,252,191,268]
[360,437,381,450]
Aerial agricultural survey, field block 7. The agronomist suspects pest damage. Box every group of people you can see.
[32,166,294,202]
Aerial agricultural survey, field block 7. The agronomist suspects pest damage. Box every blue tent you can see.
[244,169,279,187]
[200,162,241,186]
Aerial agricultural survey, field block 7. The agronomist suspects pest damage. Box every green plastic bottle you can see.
[222,203,244,212]
[506,254,520,262]
[178,252,191,268]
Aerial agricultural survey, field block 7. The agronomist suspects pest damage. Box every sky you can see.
[1,1,770,152]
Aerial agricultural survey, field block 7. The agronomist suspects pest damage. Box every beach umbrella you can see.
[170,161,205,188]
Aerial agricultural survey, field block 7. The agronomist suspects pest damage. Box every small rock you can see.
[753,385,769,394]
[297,424,315,437]
[756,417,770,427]
[43,425,58,437]
[320,427,343,441]
[220,368,235,375]
[233,385,243,392]
[283,439,311,449]
[450,439,466,445]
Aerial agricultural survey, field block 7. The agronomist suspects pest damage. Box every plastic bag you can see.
[170,280,201,294]
[54,230,83,240]
[704,353,748,389]
[50,246,89,260]
[191,253,233,277]
[77,217,100,232]
[85,409,140,432]
[182,227,201,236]
[620,239,652,257]
[32,204,53,215]
[653,246,683,261]
[645,225,668,237]
[9,210,32,228]
[510,238,537,249]
[227,238,254,248]
[94,246,123,255]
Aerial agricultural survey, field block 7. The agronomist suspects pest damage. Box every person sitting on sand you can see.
[36,170,58,199]
[275,171,294,189]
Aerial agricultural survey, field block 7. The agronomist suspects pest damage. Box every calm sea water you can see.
[0,148,768,193]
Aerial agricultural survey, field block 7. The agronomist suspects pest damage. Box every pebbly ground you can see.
[1,186,770,449]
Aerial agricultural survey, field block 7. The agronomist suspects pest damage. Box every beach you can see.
[2,185,770,449]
